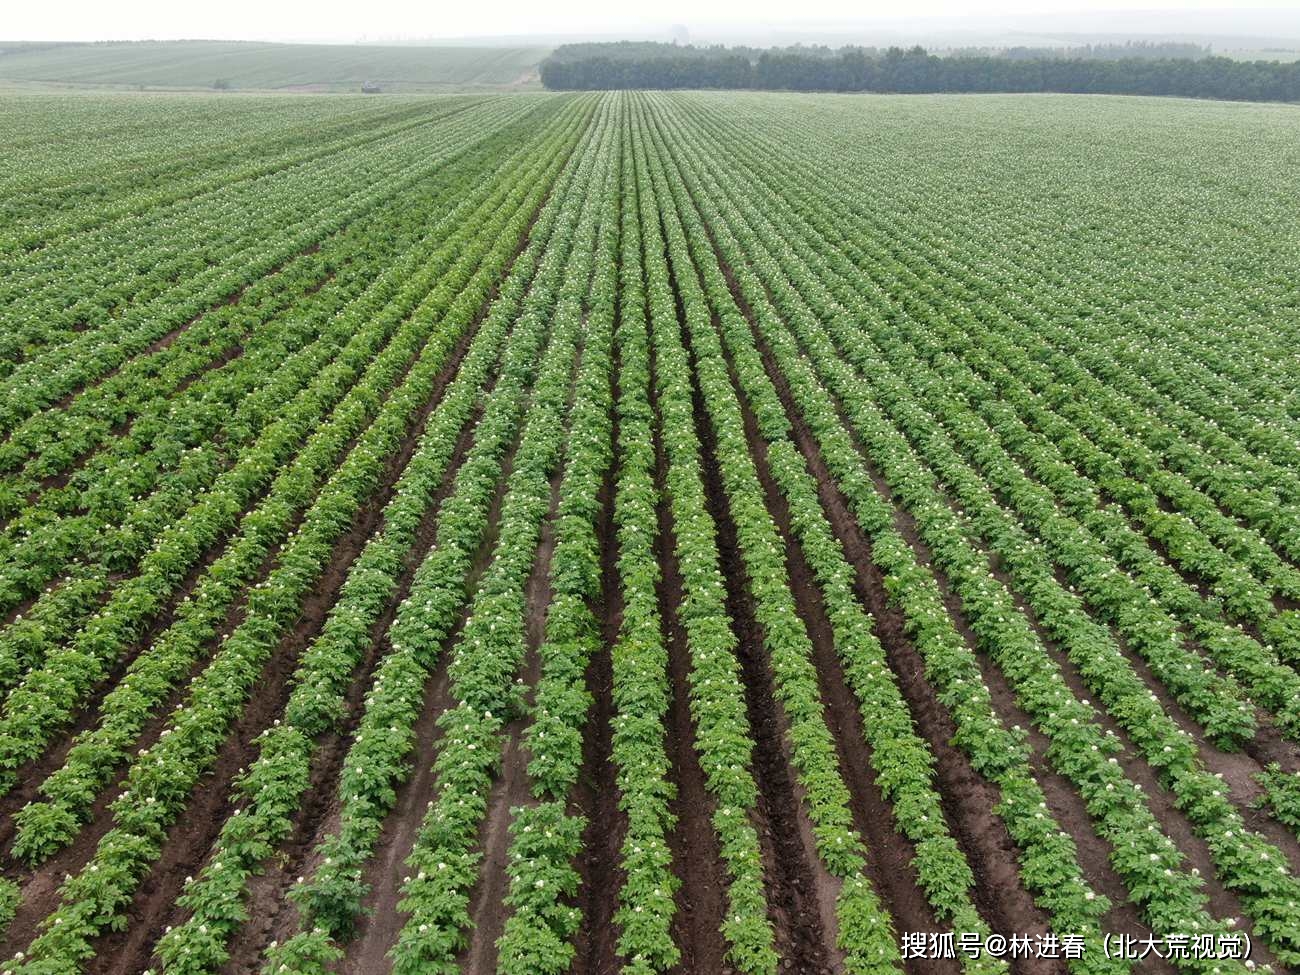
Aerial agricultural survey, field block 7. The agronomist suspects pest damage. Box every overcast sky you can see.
[6,1,1300,44]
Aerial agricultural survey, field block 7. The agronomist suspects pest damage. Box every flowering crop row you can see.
[0,101,543,707]
[629,108,780,975]
[0,97,534,427]
[0,107,585,971]
[646,92,1122,971]
[146,98,595,975]
[3,87,1299,975]
[256,98,609,975]
[0,100,512,436]
[659,93,1299,967]
[596,108,684,975]
[640,107,903,974]
[638,99,1005,975]
[9,102,587,867]
[0,98,530,549]
[494,93,623,975]
[0,100,523,524]
[383,97,618,975]
[0,225,469,795]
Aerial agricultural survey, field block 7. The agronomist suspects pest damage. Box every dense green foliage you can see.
[542,41,1300,101]
[0,87,1298,975]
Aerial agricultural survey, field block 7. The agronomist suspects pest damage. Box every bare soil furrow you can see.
[721,347,958,975]
[573,347,625,975]
[740,308,1058,974]
[649,333,730,975]
[677,319,837,973]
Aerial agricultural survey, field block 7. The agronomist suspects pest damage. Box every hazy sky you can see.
[6,1,1300,44]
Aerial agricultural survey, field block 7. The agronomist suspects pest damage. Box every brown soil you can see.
[737,309,1061,975]
[649,330,731,975]
[572,341,626,975]
[720,338,958,975]
[669,286,836,972]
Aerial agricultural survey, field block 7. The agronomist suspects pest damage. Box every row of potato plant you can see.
[685,97,1300,765]
[7,105,588,867]
[0,135,551,795]
[0,99,531,557]
[645,93,1119,973]
[256,101,608,975]
[384,97,619,975]
[601,108,681,975]
[691,95,1300,591]
[735,92,1300,520]
[0,98,473,351]
[664,95,1299,967]
[146,97,595,975]
[676,97,1289,750]
[0,105,544,697]
[639,97,1004,975]
[630,110,779,975]
[0,98,532,417]
[639,106,903,974]
[0,100,532,536]
[494,92,624,975]
[0,98,448,267]
[0,99,523,436]
[0,116,580,971]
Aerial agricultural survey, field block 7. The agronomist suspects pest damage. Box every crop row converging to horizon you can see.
[0,86,1299,975]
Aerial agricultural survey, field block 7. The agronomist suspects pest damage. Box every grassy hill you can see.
[0,40,549,91]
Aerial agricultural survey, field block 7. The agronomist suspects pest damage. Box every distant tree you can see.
[212,78,232,90]
[540,40,1300,102]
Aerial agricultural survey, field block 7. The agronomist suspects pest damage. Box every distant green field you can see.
[0,40,549,91]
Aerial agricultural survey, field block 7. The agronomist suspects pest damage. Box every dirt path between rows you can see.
[732,311,1061,975]
[573,335,626,975]
[717,330,957,975]
[668,272,838,972]
[648,326,730,975]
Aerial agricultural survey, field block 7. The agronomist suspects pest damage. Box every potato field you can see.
[1,87,1299,975]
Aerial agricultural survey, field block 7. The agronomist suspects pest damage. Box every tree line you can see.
[540,42,1300,102]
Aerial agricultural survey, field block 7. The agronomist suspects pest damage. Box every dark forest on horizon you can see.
[541,41,1300,102]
